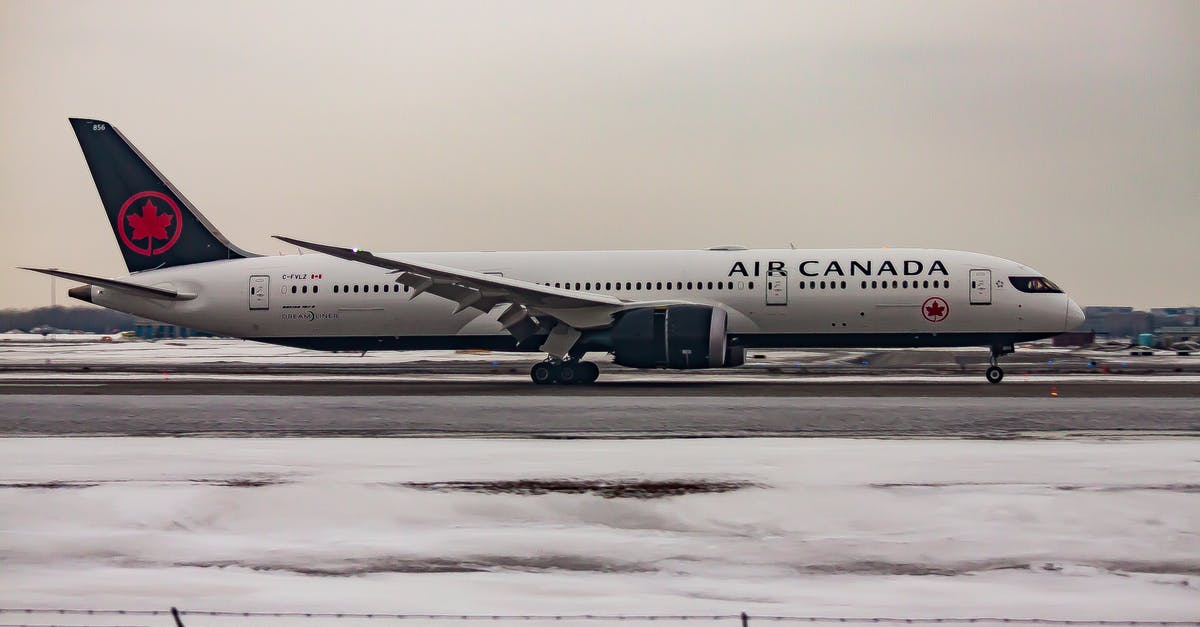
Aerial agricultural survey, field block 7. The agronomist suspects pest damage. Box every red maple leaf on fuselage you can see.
[127,198,173,243]
[925,300,946,319]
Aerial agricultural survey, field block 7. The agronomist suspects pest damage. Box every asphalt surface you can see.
[0,379,1198,397]
[1,380,1197,438]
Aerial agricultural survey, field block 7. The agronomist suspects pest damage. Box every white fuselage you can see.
[85,248,1080,353]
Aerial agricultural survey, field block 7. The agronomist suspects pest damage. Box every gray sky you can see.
[1,0,1196,310]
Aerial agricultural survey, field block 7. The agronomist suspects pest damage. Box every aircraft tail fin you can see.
[68,118,256,273]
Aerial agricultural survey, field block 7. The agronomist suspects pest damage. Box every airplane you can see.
[22,118,1085,385]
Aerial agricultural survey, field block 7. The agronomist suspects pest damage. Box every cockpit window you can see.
[1009,276,1063,293]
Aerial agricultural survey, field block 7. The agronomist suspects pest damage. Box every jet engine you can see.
[608,305,744,369]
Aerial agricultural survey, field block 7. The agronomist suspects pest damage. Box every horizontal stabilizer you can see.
[19,267,194,300]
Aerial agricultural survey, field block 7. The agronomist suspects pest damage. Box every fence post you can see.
[170,607,185,627]
[741,612,749,627]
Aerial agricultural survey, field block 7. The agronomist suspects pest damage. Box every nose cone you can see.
[1065,299,1085,331]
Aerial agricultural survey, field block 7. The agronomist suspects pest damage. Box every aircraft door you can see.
[765,271,788,306]
[969,269,991,305]
[249,275,270,310]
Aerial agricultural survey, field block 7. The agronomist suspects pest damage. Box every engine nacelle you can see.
[609,305,743,369]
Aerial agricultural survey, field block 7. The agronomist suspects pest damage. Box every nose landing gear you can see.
[986,344,1014,384]
[530,359,600,385]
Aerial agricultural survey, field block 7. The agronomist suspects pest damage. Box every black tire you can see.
[986,366,1004,384]
[579,361,600,384]
[530,363,555,385]
[556,362,579,385]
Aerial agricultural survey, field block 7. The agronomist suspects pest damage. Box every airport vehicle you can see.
[23,118,1085,384]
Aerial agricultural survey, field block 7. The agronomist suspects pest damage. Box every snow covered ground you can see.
[1,438,1197,624]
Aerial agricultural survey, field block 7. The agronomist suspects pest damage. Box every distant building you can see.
[133,318,209,339]
[1155,326,1198,345]
[1080,305,1198,341]
[1151,307,1200,329]
[1081,306,1149,338]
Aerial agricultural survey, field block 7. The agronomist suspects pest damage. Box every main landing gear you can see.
[986,344,1015,384]
[530,360,600,385]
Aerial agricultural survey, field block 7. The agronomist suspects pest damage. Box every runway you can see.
[2,382,1197,438]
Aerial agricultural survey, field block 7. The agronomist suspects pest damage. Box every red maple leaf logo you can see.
[127,198,173,243]
[924,299,947,320]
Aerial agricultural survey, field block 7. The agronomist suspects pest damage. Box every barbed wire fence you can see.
[0,609,1196,627]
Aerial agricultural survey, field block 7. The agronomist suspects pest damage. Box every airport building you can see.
[1080,306,1198,341]
[132,318,206,340]
[1081,306,1149,338]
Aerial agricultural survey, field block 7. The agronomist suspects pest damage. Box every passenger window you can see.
[353,285,359,293]
[667,282,673,290]
[933,280,940,288]
[820,281,826,289]
[333,285,339,293]
[687,282,693,289]
[574,283,581,290]
[799,281,805,290]
[902,280,908,288]
[313,285,319,294]
[871,281,877,289]
[656,282,663,290]
[707,281,713,289]
[881,281,888,289]
[291,285,297,294]
[944,280,950,289]
[861,281,867,289]
[748,281,754,290]
[840,281,846,289]
[372,285,378,293]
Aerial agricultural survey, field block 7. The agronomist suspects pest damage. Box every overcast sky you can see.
[1,0,1196,310]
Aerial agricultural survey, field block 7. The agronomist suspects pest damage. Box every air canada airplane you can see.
[24,118,1085,384]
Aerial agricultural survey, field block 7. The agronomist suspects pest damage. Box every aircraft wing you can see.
[274,236,644,330]
[20,267,195,301]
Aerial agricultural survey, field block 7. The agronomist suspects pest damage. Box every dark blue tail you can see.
[69,118,256,272]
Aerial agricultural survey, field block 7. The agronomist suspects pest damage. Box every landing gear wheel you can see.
[556,362,579,385]
[578,361,600,384]
[530,363,556,385]
[986,365,1004,384]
